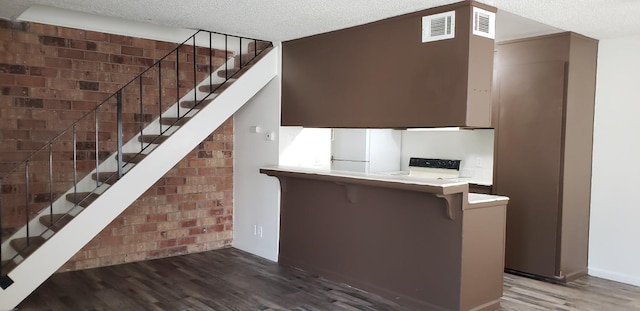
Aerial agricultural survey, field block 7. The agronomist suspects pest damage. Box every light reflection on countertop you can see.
[375,171,493,187]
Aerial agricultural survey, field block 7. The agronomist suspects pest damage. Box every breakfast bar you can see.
[261,166,508,311]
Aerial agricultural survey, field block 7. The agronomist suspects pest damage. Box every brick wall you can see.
[0,20,233,270]
[61,123,233,271]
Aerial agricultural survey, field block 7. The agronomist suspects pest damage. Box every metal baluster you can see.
[193,36,197,107]
[116,91,123,179]
[139,76,144,150]
[49,143,53,226]
[209,32,212,92]
[24,161,30,244]
[158,62,162,135]
[94,109,99,188]
[239,38,243,69]
[0,177,4,271]
[176,48,180,119]
[225,35,228,81]
[73,124,78,193]
[254,39,257,58]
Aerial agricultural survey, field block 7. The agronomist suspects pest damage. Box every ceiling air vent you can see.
[472,7,495,39]
[422,11,455,43]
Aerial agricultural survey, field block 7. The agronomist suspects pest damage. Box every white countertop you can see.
[261,165,470,188]
[261,165,508,208]
[468,193,509,204]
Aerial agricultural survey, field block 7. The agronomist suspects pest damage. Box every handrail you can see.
[0,28,272,278]
[1,30,205,179]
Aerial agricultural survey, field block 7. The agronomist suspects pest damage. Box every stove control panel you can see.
[409,158,461,170]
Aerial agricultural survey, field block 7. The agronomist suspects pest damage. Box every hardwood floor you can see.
[16,248,640,310]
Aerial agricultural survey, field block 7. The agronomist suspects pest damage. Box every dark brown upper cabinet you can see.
[493,32,598,282]
[281,1,496,128]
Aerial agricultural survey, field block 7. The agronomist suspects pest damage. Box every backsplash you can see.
[279,127,332,169]
[401,129,494,185]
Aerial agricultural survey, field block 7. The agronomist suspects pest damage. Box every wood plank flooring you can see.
[15,248,640,310]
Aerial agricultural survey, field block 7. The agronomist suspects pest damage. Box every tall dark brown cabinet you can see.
[493,32,598,282]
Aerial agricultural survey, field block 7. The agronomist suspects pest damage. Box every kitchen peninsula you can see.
[261,166,508,311]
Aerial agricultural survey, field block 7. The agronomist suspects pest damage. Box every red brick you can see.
[45,57,72,68]
[29,23,58,36]
[136,223,157,233]
[74,60,100,71]
[84,51,109,62]
[17,119,46,129]
[189,227,204,235]
[15,75,45,87]
[2,130,30,140]
[178,236,196,245]
[40,35,67,47]
[208,224,224,232]
[58,48,85,60]
[47,79,76,90]
[0,73,15,84]
[181,219,197,228]
[147,214,167,222]
[85,30,108,42]
[1,86,29,96]
[159,239,177,248]
[121,46,143,56]
[58,27,85,38]
[155,41,176,51]
[179,202,196,210]
[96,42,120,54]
[69,39,97,51]
[43,99,72,110]
[29,67,58,77]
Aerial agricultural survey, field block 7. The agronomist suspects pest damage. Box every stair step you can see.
[198,81,233,94]
[1,260,17,275]
[217,66,249,79]
[39,214,75,232]
[160,117,192,126]
[248,41,272,52]
[92,172,119,185]
[120,153,147,164]
[10,237,46,258]
[180,98,214,109]
[139,135,170,145]
[235,47,273,67]
[66,192,100,208]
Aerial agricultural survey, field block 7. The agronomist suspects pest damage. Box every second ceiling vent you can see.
[472,7,496,39]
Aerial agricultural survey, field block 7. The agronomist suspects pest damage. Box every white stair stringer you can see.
[0,46,278,311]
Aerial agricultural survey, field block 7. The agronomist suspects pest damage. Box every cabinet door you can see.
[495,61,566,278]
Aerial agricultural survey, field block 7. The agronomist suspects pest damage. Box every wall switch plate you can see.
[265,131,275,141]
[250,126,262,133]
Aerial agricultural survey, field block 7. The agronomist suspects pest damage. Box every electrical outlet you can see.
[253,224,264,238]
[265,131,275,141]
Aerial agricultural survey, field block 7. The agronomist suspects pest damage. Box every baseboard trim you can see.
[588,267,640,287]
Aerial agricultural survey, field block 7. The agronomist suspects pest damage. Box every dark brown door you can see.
[495,61,566,278]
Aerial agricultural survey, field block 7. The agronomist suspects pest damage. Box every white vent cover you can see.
[472,7,495,39]
[422,11,455,43]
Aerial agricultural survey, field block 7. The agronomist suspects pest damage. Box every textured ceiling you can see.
[0,0,638,41]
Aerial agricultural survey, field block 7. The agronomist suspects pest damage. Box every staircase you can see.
[0,30,277,310]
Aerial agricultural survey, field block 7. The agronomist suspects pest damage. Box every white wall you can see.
[279,127,332,169]
[401,129,494,184]
[233,74,281,261]
[589,35,640,286]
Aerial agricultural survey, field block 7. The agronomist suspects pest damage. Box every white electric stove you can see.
[408,158,461,179]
